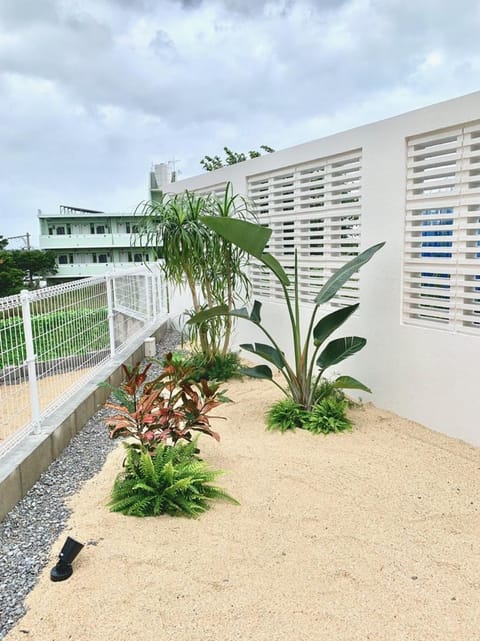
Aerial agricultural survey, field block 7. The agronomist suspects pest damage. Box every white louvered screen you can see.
[195,183,227,199]
[247,150,362,306]
[403,122,480,334]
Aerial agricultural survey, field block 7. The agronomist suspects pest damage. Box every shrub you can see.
[161,350,242,382]
[104,355,229,451]
[186,351,242,382]
[266,398,308,432]
[304,396,352,434]
[313,378,359,408]
[267,391,353,435]
[314,378,343,403]
[160,350,189,367]
[109,440,238,517]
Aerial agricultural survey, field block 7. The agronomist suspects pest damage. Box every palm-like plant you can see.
[137,191,211,354]
[109,440,238,517]
[205,186,253,354]
[188,217,384,411]
[136,184,253,361]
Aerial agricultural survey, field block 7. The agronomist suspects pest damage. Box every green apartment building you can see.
[38,205,155,281]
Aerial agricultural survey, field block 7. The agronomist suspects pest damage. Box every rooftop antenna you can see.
[168,157,181,183]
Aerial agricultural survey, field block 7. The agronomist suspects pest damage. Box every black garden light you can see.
[50,537,84,582]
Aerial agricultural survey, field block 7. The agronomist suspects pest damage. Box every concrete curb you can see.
[0,319,169,523]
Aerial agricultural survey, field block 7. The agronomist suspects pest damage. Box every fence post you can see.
[163,273,169,315]
[21,289,41,433]
[145,272,152,320]
[106,275,116,357]
[150,272,157,318]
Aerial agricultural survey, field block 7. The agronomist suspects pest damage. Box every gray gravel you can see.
[0,328,180,639]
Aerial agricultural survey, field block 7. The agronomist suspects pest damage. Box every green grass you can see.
[0,308,109,368]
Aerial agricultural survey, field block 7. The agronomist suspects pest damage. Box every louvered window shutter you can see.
[404,123,480,333]
[247,150,362,306]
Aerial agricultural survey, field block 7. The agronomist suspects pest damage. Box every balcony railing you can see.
[39,233,142,249]
[51,262,149,278]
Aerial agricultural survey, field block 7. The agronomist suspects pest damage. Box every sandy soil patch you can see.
[0,369,93,442]
[5,377,480,641]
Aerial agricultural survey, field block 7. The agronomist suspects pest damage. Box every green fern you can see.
[314,379,359,408]
[109,440,238,517]
[304,397,352,434]
[266,398,309,432]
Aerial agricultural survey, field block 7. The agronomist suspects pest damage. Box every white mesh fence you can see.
[0,266,166,456]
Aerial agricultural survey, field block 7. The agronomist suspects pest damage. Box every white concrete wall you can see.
[158,91,480,445]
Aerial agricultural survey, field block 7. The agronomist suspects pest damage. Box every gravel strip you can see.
[0,328,181,640]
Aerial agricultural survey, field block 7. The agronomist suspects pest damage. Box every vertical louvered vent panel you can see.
[404,122,480,333]
[247,150,362,306]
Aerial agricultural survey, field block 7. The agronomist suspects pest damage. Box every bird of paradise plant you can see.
[188,216,384,411]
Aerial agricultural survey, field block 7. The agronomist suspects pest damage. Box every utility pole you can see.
[6,233,31,249]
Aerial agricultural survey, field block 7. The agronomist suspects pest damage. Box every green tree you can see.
[200,145,275,172]
[10,250,57,288]
[0,237,57,296]
[0,251,24,297]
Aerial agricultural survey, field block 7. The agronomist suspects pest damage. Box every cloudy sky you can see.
[0,0,478,246]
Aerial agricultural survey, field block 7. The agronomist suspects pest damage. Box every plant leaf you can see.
[132,482,156,494]
[187,304,228,324]
[250,300,262,323]
[200,215,271,258]
[164,477,195,495]
[240,364,273,380]
[316,336,366,369]
[260,253,290,286]
[232,306,249,319]
[332,375,371,393]
[315,242,385,305]
[240,343,285,369]
[313,303,359,346]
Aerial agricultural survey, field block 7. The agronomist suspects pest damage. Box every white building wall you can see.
[156,91,480,445]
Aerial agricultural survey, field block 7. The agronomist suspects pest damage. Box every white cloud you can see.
[0,0,478,243]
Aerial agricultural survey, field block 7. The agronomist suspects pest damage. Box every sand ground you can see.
[0,368,93,442]
[5,377,480,641]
